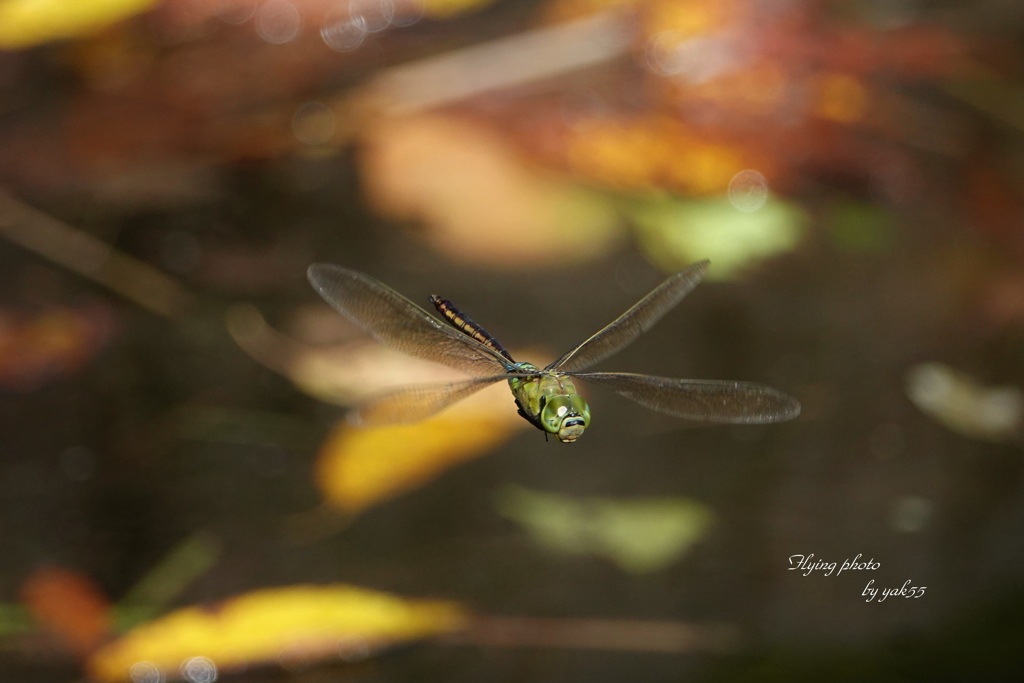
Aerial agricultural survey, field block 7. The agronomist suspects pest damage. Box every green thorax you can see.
[508,362,591,443]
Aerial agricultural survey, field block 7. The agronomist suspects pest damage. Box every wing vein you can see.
[547,260,709,372]
[574,372,801,424]
[308,264,510,377]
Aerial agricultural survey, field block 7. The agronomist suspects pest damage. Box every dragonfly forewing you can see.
[547,260,710,373]
[573,372,801,424]
[309,262,800,438]
[350,373,540,426]
[308,264,511,377]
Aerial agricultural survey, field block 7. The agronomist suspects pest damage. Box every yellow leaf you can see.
[317,389,523,514]
[0,0,158,49]
[88,584,468,683]
[229,303,527,515]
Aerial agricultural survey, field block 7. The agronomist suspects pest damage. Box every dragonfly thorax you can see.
[508,366,592,443]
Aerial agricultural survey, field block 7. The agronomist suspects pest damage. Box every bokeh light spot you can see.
[255,0,302,45]
[350,0,395,33]
[390,0,425,27]
[180,656,217,683]
[217,0,258,25]
[337,634,372,661]
[322,15,368,52]
[129,661,163,683]
[645,31,696,76]
[727,169,769,212]
[644,32,735,83]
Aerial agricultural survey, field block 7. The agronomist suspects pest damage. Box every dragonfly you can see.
[307,260,800,443]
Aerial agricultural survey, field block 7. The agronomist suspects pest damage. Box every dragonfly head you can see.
[540,394,592,443]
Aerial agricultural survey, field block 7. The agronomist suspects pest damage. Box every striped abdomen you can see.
[429,295,514,362]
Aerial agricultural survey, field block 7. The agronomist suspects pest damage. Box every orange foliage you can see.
[564,115,765,194]
[0,304,116,390]
[507,0,969,199]
[21,566,113,657]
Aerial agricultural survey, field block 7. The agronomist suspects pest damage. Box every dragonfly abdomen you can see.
[429,295,515,363]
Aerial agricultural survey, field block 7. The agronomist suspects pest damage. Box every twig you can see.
[360,12,634,115]
[447,614,741,654]
[0,189,193,318]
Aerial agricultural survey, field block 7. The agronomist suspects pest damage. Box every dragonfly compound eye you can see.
[541,396,571,432]
[541,395,591,442]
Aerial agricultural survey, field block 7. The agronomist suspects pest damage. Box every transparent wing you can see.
[350,374,526,426]
[573,372,801,424]
[547,260,710,372]
[308,264,510,377]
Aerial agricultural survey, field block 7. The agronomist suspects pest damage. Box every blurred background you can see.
[2,0,1024,681]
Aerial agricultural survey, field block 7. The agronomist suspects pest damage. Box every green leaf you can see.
[495,485,714,574]
[627,195,805,279]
